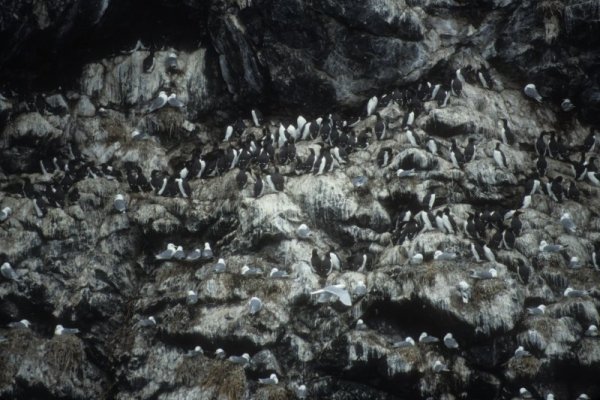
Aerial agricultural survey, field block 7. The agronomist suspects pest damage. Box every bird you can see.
[569,256,583,269]
[564,287,588,298]
[54,324,79,336]
[434,250,457,261]
[514,346,531,358]
[311,284,352,306]
[443,333,459,349]
[560,212,576,233]
[186,290,198,305]
[201,243,213,260]
[393,337,416,348]
[524,83,542,102]
[355,319,367,330]
[0,206,11,222]
[8,319,31,329]
[185,248,202,261]
[294,384,308,399]
[561,98,575,112]
[215,348,226,359]
[167,93,185,109]
[584,324,598,337]
[172,246,186,260]
[419,332,439,343]
[520,387,533,399]
[432,360,450,373]
[269,268,289,278]
[259,373,278,385]
[248,297,262,315]
[527,305,546,315]
[147,91,168,113]
[493,142,508,168]
[1,262,18,281]
[450,139,465,168]
[165,52,178,72]
[213,258,226,273]
[184,346,204,358]
[251,109,263,127]
[470,268,498,280]
[241,265,263,277]
[228,353,251,366]
[139,316,157,327]
[498,119,516,145]
[296,223,311,239]
[156,243,177,260]
[464,138,477,162]
[456,281,471,303]
[538,240,564,253]
[113,194,126,213]
[366,96,378,117]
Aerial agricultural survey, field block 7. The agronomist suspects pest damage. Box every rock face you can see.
[1,1,600,400]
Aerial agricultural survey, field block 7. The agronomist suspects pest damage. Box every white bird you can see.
[546,394,555,400]
[409,253,424,265]
[353,280,367,297]
[185,346,204,357]
[241,265,263,276]
[514,346,531,358]
[355,319,367,330]
[223,125,234,142]
[419,332,439,343]
[155,243,177,260]
[457,281,471,303]
[228,353,251,366]
[139,316,157,327]
[185,248,202,261]
[560,212,576,233]
[8,319,31,329]
[0,206,12,222]
[248,297,263,315]
[201,243,214,260]
[296,224,311,239]
[269,267,289,278]
[215,348,226,359]
[393,337,415,348]
[584,324,598,337]
[213,258,226,273]
[259,373,279,385]
[539,240,564,253]
[443,333,459,349]
[54,324,80,336]
[561,98,575,112]
[470,268,498,280]
[167,93,185,109]
[577,394,590,400]
[297,115,307,134]
[520,387,533,399]
[564,287,588,298]
[524,84,542,102]
[186,290,198,305]
[295,384,307,399]
[569,256,583,269]
[432,360,450,373]
[131,129,149,141]
[434,250,457,261]
[113,194,126,213]
[147,91,168,113]
[366,96,378,117]
[527,304,546,315]
[173,246,186,260]
[311,284,352,306]
[396,168,416,178]
[1,262,18,281]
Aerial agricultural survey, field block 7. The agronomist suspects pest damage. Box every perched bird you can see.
[186,290,198,305]
[215,348,226,359]
[527,304,546,315]
[248,297,263,315]
[201,242,213,260]
[173,246,186,260]
[564,287,588,298]
[520,387,533,399]
[139,316,157,327]
[147,91,168,113]
[0,206,11,222]
[165,52,178,72]
[393,337,416,348]
[493,142,508,168]
[366,96,378,117]
[296,223,311,239]
[419,332,439,343]
[228,353,251,366]
[432,360,450,373]
[561,98,575,112]
[113,195,126,213]
[213,258,226,273]
[311,284,352,306]
[1,262,18,281]
[538,240,564,253]
[269,268,289,279]
[8,319,31,329]
[470,268,498,280]
[514,346,531,358]
[355,319,367,330]
[584,324,598,337]
[569,256,583,269]
[524,84,542,102]
[156,243,177,260]
[434,250,457,261]
[259,373,279,385]
[54,324,79,336]
[443,333,459,349]
[184,346,204,358]
[498,119,516,145]
[185,248,202,261]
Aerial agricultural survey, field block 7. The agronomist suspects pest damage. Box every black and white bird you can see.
[536,131,548,156]
[148,91,168,113]
[366,96,378,117]
[539,240,564,253]
[493,142,508,168]
[241,265,263,277]
[443,333,459,349]
[54,324,80,336]
[536,154,547,177]
[564,287,588,298]
[377,147,393,168]
[156,243,177,260]
[524,83,542,102]
[310,284,352,306]
[228,353,251,366]
[470,268,498,280]
[259,374,279,385]
[253,172,264,198]
[269,268,289,279]
[393,337,416,348]
[8,319,31,329]
[450,139,464,168]
[419,332,439,344]
[248,297,263,315]
[498,118,516,145]
[251,109,263,127]
[213,258,226,273]
[113,194,126,213]
[1,262,18,281]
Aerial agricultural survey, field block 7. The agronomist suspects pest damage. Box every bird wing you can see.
[322,286,352,306]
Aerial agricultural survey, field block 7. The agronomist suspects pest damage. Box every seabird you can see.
[577,395,590,400]
[148,91,168,113]
[560,212,576,234]
[457,281,471,303]
[33,196,47,218]
[443,333,459,349]
[1,262,18,281]
[450,139,465,168]
[514,346,531,358]
[520,387,533,399]
[296,223,311,239]
[113,194,126,213]
[355,319,367,330]
[464,138,476,162]
[8,319,31,329]
[498,119,516,145]
[470,268,498,280]
[351,176,368,188]
[241,265,263,277]
[524,84,542,102]
[584,324,598,337]
[409,253,424,265]
[173,246,186,260]
[366,96,378,117]
[228,353,250,366]
[353,280,367,296]
[434,250,457,261]
[569,256,583,269]
[432,360,450,373]
[248,297,262,315]
[561,98,575,112]
[259,373,278,385]
[215,348,226,359]
[167,93,185,109]
[0,206,11,222]
[295,384,307,399]
[419,332,439,343]
[54,324,79,336]
[583,128,597,152]
[187,290,198,305]
[393,337,416,348]
[156,243,177,260]
[213,258,226,273]
[451,78,462,97]
[139,316,157,327]
[493,142,508,168]
[254,172,264,197]
[564,287,588,298]
[201,242,214,260]
[185,346,204,357]
[396,168,416,178]
[423,192,435,210]
[269,268,288,278]
[251,109,263,127]
[527,304,546,315]
[186,248,202,261]
[538,240,564,253]
[131,129,149,141]
[311,284,352,306]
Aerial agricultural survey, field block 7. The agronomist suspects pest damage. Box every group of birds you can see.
[2,51,600,399]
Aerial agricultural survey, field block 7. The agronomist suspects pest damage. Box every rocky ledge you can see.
[1,1,600,400]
